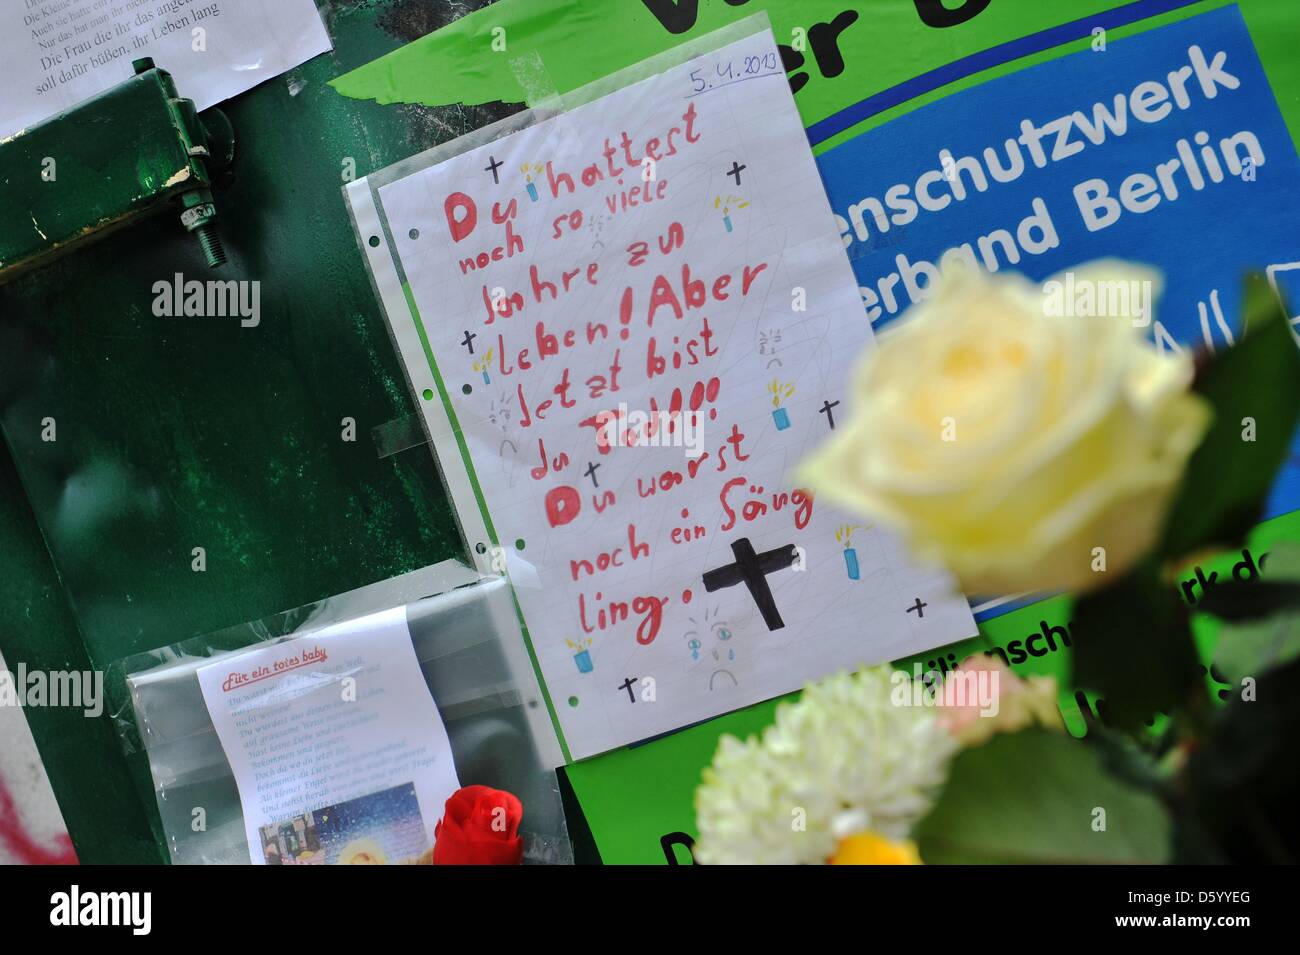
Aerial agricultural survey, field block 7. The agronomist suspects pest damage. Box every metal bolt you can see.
[195,223,226,267]
[179,192,225,268]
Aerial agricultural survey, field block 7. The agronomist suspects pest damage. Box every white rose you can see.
[800,262,1211,596]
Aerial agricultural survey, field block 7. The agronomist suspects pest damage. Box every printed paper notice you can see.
[197,607,459,865]
[370,27,978,760]
[2,0,331,140]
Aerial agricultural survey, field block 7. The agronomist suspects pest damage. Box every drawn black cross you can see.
[460,329,477,354]
[485,155,503,184]
[618,676,638,702]
[726,160,746,186]
[703,537,798,631]
[818,398,840,430]
[907,597,928,618]
[584,461,601,488]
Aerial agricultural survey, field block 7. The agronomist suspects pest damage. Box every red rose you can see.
[431,785,524,865]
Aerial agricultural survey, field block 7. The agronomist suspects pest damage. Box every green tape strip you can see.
[401,281,573,765]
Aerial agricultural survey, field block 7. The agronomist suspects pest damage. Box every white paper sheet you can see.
[3,0,331,139]
[196,607,459,865]
[368,27,977,759]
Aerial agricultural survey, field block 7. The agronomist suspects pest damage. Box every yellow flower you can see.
[830,831,922,865]
[800,263,1210,596]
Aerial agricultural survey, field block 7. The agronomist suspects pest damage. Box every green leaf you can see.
[1159,273,1300,558]
[1208,543,1300,683]
[1215,614,1300,687]
[1071,561,1202,731]
[1179,656,1300,863]
[1196,581,1300,620]
[915,729,1170,864]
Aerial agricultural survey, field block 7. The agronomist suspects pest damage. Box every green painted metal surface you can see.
[0,0,525,863]
[0,61,220,283]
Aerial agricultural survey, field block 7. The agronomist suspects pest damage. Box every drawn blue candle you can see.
[843,547,860,580]
[574,648,593,673]
[526,180,539,202]
[723,211,733,233]
[481,369,491,384]
[769,380,793,430]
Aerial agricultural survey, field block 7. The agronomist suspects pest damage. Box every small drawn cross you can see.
[907,597,928,618]
[703,537,798,631]
[618,676,638,703]
[818,399,840,430]
[484,155,504,184]
[584,461,601,488]
[460,329,477,354]
[726,160,746,186]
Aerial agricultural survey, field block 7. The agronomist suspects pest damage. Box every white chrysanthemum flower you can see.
[693,667,956,865]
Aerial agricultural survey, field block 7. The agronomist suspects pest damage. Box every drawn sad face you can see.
[686,607,739,690]
[757,327,785,369]
[487,391,518,454]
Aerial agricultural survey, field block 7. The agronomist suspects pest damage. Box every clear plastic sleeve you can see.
[107,560,571,865]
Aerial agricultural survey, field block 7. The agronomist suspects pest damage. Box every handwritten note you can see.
[373,28,977,759]
[196,607,459,864]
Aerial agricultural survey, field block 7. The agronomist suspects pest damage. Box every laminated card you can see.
[196,608,459,865]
